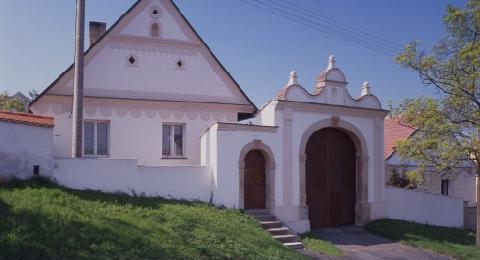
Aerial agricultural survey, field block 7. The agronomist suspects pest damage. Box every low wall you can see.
[52,158,211,202]
[0,121,54,179]
[386,186,464,228]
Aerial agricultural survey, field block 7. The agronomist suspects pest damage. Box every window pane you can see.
[96,122,109,155]
[162,125,171,156]
[174,125,183,156]
[84,122,95,155]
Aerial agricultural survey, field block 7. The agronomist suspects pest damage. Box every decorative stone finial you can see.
[361,81,371,96]
[327,54,336,70]
[287,70,298,86]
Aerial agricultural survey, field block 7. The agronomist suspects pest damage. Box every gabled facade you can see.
[30,0,256,165]
[27,0,389,234]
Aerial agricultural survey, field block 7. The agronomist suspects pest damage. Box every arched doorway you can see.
[306,127,356,228]
[244,150,267,209]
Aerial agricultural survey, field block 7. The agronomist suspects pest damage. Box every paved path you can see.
[304,227,452,260]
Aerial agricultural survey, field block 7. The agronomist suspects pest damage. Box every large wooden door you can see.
[244,150,267,209]
[306,128,356,228]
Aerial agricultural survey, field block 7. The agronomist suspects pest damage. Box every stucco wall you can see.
[386,186,464,228]
[386,159,476,206]
[0,121,54,179]
[212,127,280,208]
[32,96,240,166]
[52,158,211,201]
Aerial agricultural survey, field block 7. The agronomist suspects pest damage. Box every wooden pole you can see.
[72,0,85,158]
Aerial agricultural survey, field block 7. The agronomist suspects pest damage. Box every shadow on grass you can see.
[0,177,302,259]
[365,219,475,246]
[0,198,172,259]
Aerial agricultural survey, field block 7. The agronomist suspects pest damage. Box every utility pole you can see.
[72,0,85,158]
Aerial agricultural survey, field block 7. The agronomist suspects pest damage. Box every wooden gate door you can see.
[306,128,356,228]
[244,150,267,209]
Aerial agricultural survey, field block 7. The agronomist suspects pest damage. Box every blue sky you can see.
[0,0,466,107]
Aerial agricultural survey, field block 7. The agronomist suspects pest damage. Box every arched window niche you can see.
[150,23,160,38]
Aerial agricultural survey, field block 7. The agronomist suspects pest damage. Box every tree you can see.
[394,0,480,245]
[0,91,24,112]
[28,89,39,100]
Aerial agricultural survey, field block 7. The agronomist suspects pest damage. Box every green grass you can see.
[300,232,343,257]
[0,178,304,259]
[365,219,480,260]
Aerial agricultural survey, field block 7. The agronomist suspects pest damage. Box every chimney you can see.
[89,21,106,46]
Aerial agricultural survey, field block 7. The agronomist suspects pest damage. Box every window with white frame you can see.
[83,121,109,156]
[162,123,185,158]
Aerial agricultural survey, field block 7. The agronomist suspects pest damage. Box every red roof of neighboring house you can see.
[384,117,416,159]
[0,111,54,128]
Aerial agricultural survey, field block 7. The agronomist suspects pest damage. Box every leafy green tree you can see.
[0,91,24,112]
[394,0,480,245]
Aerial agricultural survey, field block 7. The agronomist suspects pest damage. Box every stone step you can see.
[260,220,283,229]
[254,214,277,221]
[266,227,291,235]
[283,242,304,249]
[245,209,270,216]
[273,234,298,243]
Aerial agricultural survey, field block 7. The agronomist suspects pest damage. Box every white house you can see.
[384,117,477,206]
[29,0,388,233]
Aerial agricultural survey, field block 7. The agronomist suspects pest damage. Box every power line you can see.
[238,0,402,57]
[250,0,398,56]
[273,0,403,51]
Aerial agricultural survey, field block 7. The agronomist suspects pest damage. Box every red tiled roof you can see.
[0,111,54,128]
[384,117,416,159]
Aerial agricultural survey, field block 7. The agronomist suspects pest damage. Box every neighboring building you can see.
[0,91,30,113]
[28,0,388,233]
[0,111,54,179]
[384,117,476,206]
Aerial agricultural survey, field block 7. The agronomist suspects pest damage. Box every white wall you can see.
[0,121,54,179]
[52,158,211,201]
[33,95,240,166]
[386,186,464,228]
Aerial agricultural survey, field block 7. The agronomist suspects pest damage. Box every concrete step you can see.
[254,214,277,221]
[245,209,270,216]
[266,227,291,236]
[273,234,298,243]
[283,242,304,249]
[260,220,283,229]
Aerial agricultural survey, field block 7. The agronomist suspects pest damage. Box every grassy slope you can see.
[365,219,480,260]
[300,232,343,257]
[0,178,303,259]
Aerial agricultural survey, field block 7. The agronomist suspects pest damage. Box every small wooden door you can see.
[306,128,356,228]
[244,150,267,209]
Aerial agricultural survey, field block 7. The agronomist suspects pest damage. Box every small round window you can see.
[149,6,162,19]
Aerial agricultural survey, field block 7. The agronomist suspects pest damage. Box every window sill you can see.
[83,155,110,158]
[161,156,188,160]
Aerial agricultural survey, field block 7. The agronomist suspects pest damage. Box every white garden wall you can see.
[386,186,464,228]
[52,158,211,201]
[0,121,54,179]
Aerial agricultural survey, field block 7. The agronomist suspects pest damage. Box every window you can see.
[162,123,185,158]
[441,179,449,196]
[128,56,136,65]
[83,121,109,156]
[175,59,185,70]
[150,23,160,38]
